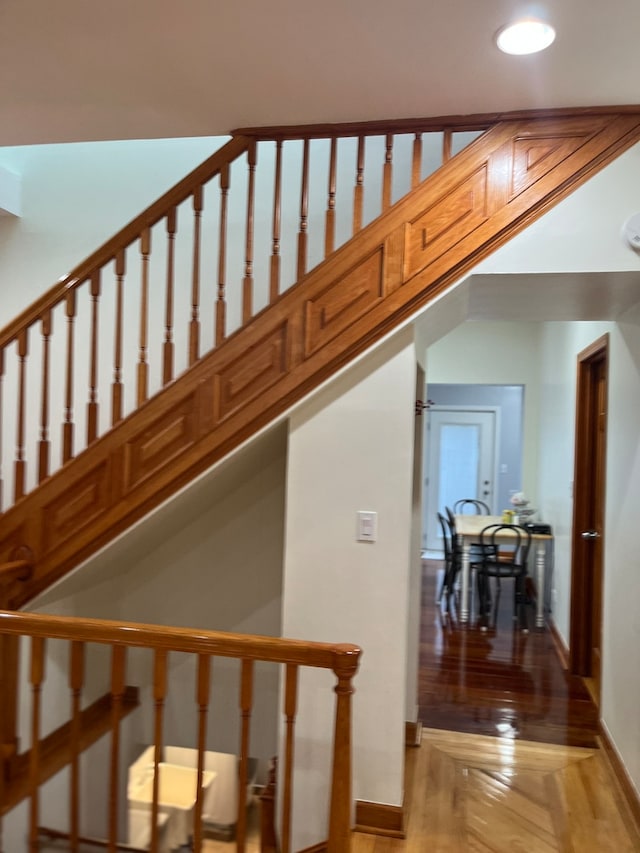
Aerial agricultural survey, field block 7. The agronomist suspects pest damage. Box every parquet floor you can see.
[352,728,640,852]
[351,560,640,851]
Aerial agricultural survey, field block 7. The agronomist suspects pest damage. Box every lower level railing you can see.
[0,610,361,853]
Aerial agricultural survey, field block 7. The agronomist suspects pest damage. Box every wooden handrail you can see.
[0,610,360,670]
[0,559,32,584]
[232,104,640,140]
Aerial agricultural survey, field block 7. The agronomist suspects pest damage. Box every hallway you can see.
[418,560,599,747]
[351,560,640,851]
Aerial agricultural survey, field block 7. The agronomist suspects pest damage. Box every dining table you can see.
[454,514,553,627]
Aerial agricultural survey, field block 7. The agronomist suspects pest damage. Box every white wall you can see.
[282,327,416,849]
[602,308,640,792]
[426,321,542,505]
[536,321,610,640]
[0,137,228,324]
[536,315,640,798]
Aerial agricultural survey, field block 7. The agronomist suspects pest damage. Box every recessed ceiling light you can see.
[496,19,556,55]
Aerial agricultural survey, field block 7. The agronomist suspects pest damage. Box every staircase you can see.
[1,107,640,851]
[2,107,640,610]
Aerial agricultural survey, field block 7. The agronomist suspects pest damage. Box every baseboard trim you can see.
[296,843,327,853]
[354,800,404,838]
[598,722,640,839]
[547,617,569,670]
[405,719,422,747]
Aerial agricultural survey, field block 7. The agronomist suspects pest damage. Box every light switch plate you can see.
[357,510,377,542]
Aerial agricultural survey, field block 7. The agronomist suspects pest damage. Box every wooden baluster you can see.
[138,230,151,406]
[14,329,28,501]
[69,641,85,853]
[87,271,101,446]
[325,138,337,257]
[63,290,76,463]
[0,618,3,852]
[442,128,452,164]
[29,636,45,853]
[259,757,277,853]
[296,139,310,281]
[411,132,423,189]
[353,135,365,235]
[164,209,177,384]
[190,188,203,366]
[108,645,126,853]
[150,649,167,853]
[38,310,52,483]
[382,133,393,211]
[269,140,283,302]
[236,659,254,853]
[327,647,359,853]
[0,346,4,511]
[0,697,4,853]
[193,654,211,853]
[216,166,230,346]
[112,252,125,426]
[243,142,257,323]
[0,580,17,815]
[280,664,298,853]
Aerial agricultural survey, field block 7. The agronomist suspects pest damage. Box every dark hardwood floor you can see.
[418,559,600,747]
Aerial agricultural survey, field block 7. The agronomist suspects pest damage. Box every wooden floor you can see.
[351,560,640,852]
[418,560,599,747]
[352,727,640,852]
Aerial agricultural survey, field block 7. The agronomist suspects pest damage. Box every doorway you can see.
[569,334,608,707]
[421,384,524,555]
[423,407,498,552]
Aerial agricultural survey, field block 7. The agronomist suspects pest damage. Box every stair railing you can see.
[0,117,488,514]
[0,608,361,853]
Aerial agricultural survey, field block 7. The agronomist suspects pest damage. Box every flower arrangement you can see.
[510,491,536,520]
[510,491,529,508]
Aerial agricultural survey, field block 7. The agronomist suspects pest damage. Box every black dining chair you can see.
[445,506,485,608]
[437,512,458,603]
[449,502,487,564]
[476,523,532,631]
[453,498,491,515]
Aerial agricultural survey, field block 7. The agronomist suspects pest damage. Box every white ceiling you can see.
[1,0,638,147]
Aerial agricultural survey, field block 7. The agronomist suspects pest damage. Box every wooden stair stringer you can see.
[1,686,139,816]
[3,110,640,609]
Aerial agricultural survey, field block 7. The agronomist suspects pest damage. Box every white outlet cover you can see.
[623,213,640,251]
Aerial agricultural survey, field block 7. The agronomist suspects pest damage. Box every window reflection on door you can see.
[439,424,481,512]
[424,409,496,551]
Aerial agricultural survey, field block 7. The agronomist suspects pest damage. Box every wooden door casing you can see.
[570,334,608,706]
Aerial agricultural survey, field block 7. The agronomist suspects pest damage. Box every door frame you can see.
[569,333,608,678]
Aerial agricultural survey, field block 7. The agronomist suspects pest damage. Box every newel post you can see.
[327,644,361,853]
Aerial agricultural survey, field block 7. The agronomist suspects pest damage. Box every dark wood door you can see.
[570,335,608,706]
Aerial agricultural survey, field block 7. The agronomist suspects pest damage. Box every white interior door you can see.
[423,408,497,552]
